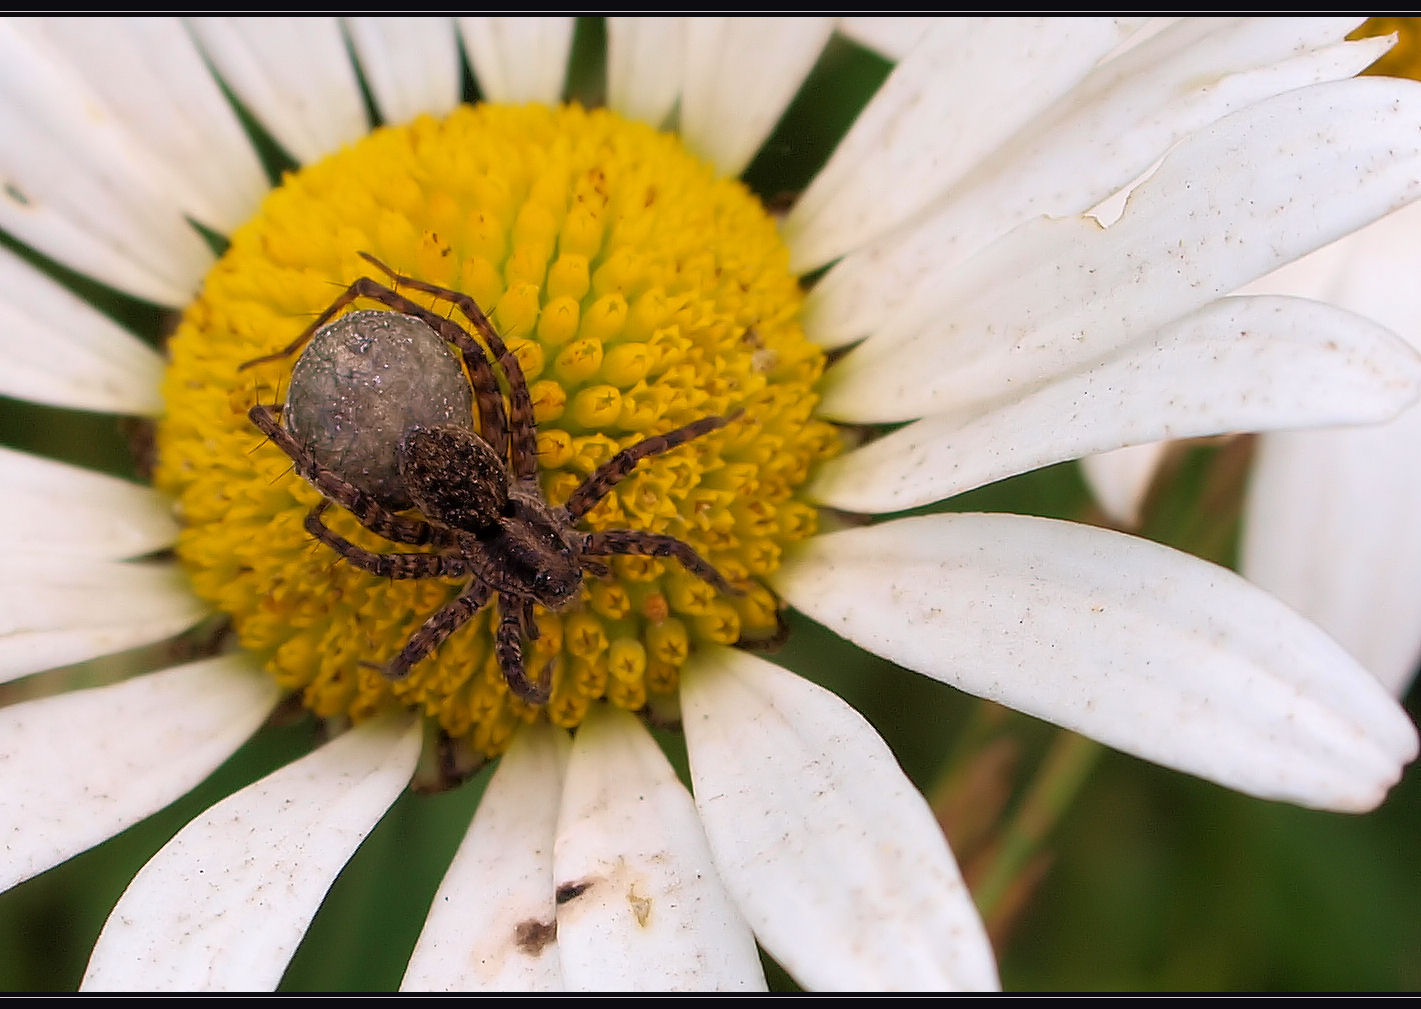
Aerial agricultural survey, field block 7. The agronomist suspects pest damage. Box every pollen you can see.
[154,103,838,758]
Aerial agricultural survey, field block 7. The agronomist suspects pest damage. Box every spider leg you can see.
[516,596,540,641]
[495,595,551,704]
[239,277,381,370]
[583,529,741,595]
[411,730,488,794]
[245,274,514,463]
[386,579,494,680]
[304,504,466,579]
[250,403,435,546]
[360,252,538,482]
[562,410,744,522]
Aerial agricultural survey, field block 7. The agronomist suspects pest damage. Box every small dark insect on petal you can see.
[555,880,593,904]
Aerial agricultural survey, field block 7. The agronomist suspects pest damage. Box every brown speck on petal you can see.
[628,885,652,927]
[513,918,557,955]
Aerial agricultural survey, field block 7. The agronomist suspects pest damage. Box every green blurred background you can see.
[2,18,1418,991]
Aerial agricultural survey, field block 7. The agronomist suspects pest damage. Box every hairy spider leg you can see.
[495,595,551,704]
[249,403,435,546]
[240,275,515,465]
[386,580,495,681]
[515,595,540,640]
[359,252,539,483]
[419,730,489,795]
[561,409,745,522]
[303,502,467,579]
[584,528,741,596]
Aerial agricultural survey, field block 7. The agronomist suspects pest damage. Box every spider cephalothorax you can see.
[245,254,740,705]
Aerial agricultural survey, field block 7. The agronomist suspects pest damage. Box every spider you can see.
[244,253,741,705]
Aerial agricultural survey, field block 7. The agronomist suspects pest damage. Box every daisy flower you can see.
[1240,194,1421,698]
[1079,19,1421,697]
[2,15,1419,992]
[1235,21,1421,701]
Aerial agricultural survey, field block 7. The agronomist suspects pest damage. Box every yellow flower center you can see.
[1358,17,1421,79]
[155,103,838,758]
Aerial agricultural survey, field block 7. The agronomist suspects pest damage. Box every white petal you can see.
[0,245,165,415]
[812,296,1421,513]
[821,78,1421,423]
[784,17,1136,273]
[775,513,1418,812]
[344,16,461,126]
[457,16,573,105]
[0,555,208,685]
[605,16,684,130]
[0,20,215,305]
[1244,425,1421,697]
[0,446,177,559]
[82,714,422,992]
[1079,442,1170,529]
[0,654,280,893]
[806,18,1385,348]
[24,16,268,234]
[402,723,569,992]
[834,16,935,62]
[1241,198,1421,697]
[678,17,833,178]
[553,704,764,992]
[681,649,999,992]
[186,16,369,165]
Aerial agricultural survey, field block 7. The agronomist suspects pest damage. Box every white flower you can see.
[1239,197,1421,697]
[1079,21,1421,698]
[1,15,1419,992]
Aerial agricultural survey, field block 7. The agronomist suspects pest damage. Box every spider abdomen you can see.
[284,309,474,510]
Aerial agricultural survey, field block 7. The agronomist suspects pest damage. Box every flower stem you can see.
[972,729,1102,929]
